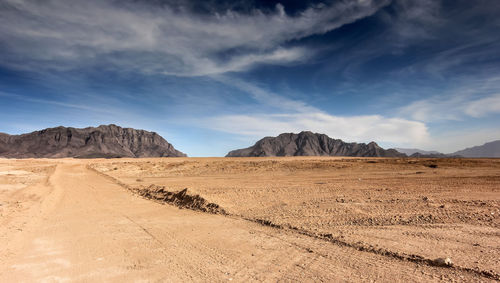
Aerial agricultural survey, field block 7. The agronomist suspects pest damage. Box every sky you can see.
[1,0,500,156]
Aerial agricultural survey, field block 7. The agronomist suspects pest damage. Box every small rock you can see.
[433,257,453,267]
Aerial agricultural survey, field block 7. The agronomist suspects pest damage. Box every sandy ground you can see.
[0,157,499,282]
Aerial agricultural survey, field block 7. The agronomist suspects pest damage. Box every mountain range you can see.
[0,124,186,158]
[226,131,405,157]
[396,141,500,158]
[451,140,500,158]
[395,148,441,156]
[1,125,498,158]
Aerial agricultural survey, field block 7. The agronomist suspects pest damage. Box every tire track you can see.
[88,164,500,281]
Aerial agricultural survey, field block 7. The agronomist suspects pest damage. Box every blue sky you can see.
[1,0,499,156]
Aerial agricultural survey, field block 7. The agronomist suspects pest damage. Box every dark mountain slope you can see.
[452,140,500,158]
[226,131,405,157]
[0,124,186,158]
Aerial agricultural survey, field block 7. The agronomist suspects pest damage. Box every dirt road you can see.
[0,160,497,282]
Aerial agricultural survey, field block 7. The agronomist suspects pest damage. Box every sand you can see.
[0,157,499,282]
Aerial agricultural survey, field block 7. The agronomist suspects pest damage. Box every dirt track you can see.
[1,158,499,282]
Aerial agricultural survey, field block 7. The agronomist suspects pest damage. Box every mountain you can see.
[226,131,405,157]
[409,152,461,158]
[395,148,441,156]
[451,140,500,158]
[0,124,186,158]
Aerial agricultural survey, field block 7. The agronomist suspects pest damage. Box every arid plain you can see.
[1,157,499,282]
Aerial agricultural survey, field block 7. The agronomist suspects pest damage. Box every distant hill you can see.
[452,140,500,158]
[409,152,461,158]
[226,131,405,157]
[395,148,441,156]
[0,124,186,158]
[395,148,461,158]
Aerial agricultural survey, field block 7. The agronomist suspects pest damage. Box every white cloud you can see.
[163,47,310,76]
[206,76,500,152]
[398,96,465,122]
[204,76,430,146]
[399,92,500,122]
[207,113,430,145]
[0,0,390,76]
[417,128,500,153]
[465,93,500,118]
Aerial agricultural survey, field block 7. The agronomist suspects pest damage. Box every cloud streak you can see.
[208,113,430,145]
[465,94,500,118]
[398,91,500,122]
[0,0,390,76]
[205,77,430,145]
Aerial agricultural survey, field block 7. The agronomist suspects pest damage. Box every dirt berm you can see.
[133,185,226,214]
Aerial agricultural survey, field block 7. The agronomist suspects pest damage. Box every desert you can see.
[2,1,500,282]
[1,157,499,281]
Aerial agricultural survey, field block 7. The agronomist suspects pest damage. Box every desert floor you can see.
[0,157,499,282]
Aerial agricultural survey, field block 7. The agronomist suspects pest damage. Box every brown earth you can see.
[1,157,499,282]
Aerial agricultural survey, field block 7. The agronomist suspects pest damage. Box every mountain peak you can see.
[226,132,404,157]
[0,125,186,158]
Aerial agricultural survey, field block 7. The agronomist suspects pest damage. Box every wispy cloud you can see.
[388,0,442,42]
[0,0,390,76]
[206,73,500,151]
[398,81,500,122]
[418,128,500,153]
[207,112,430,145]
[397,95,466,122]
[210,76,318,113]
[0,91,108,113]
[465,94,500,118]
[204,77,430,145]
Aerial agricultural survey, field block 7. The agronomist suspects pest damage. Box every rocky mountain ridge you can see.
[0,124,186,158]
[226,131,405,157]
[451,140,500,158]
